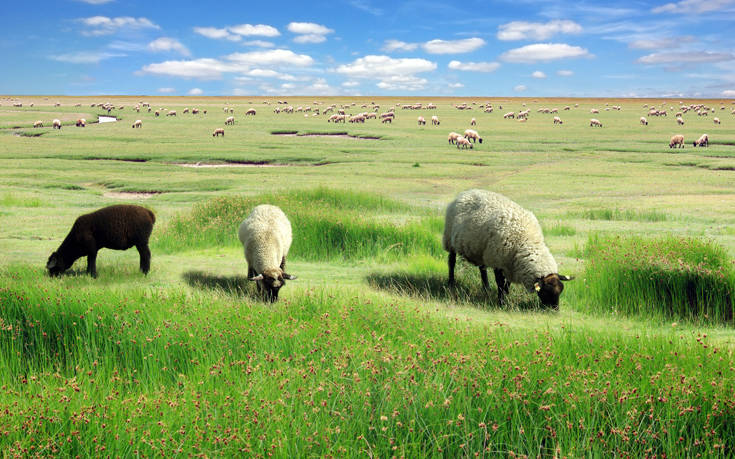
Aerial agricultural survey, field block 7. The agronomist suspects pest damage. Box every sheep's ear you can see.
[534,282,541,292]
[283,273,297,280]
[558,274,575,281]
[248,274,263,281]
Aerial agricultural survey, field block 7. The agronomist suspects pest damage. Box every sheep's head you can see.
[249,268,297,302]
[46,251,70,276]
[534,274,574,309]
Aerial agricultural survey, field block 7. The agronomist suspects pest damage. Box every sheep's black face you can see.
[46,252,69,276]
[535,274,573,309]
[252,268,297,303]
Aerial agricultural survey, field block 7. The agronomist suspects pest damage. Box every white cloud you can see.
[51,51,125,64]
[342,80,360,87]
[140,58,230,79]
[422,37,485,54]
[74,0,114,4]
[448,82,464,88]
[226,49,314,67]
[637,51,735,64]
[336,55,436,91]
[722,89,735,96]
[448,60,500,72]
[242,40,275,48]
[193,27,241,41]
[376,75,429,91]
[245,69,300,80]
[514,84,527,92]
[148,37,190,56]
[557,69,574,76]
[294,34,328,44]
[188,88,203,95]
[349,0,383,16]
[229,24,280,37]
[628,36,694,50]
[157,87,175,93]
[497,20,582,41]
[652,0,735,14]
[287,22,333,35]
[78,16,159,36]
[500,43,592,63]
[532,70,546,78]
[382,40,419,52]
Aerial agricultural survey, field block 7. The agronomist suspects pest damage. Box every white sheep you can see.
[713,117,721,125]
[76,118,86,127]
[132,120,142,128]
[52,119,62,130]
[246,109,257,116]
[590,108,599,114]
[225,116,235,125]
[238,205,296,302]
[167,110,177,117]
[669,134,684,148]
[33,120,43,128]
[463,129,482,143]
[431,115,440,126]
[692,134,708,147]
[676,117,685,125]
[470,118,476,126]
[640,116,648,126]
[590,118,602,127]
[417,116,426,126]
[443,189,573,307]
[213,128,225,137]
[455,136,473,149]
[553,116,563,125]
[503,112,515,119]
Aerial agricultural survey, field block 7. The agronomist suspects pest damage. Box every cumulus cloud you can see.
[532,70,546,78]
[557,69,574,76]
[652,0,735,14]
[376,75,429,91]
[335,55,436,91]
[229,24,280,37]
[148,37,190,56]
[294,34,328,44]
[497,20,582,41]
[51,51,125,64]
[382,40,419,52]
[423,38,485,54]
[287,22,334,43]
[158,87,175,93]
[188,88,203,95]
[140,58,230,79]
[514,84,527,92]
[226,49,314,67]
[193,27,240,41]
[448,82,464,88]
[500,43,592,63]
[722,89,735,96]
[78,16,159,36]
[628,36,695,50]
[448,60,500,72]
[342,80,360,87]
[242,40,275,48]
[637,51,735,64]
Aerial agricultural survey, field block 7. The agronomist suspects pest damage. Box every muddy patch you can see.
[271,130,382,140]
[179,160,284,168]
[104,191,161,200]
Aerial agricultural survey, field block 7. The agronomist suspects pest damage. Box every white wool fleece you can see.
[238,204,292,275]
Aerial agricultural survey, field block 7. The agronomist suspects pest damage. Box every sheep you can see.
[677,117,685,125]
[76,118,86,127]
[417,116,426,126]
[431,115,440,126]
[192,108,200,115]
[693,134,708,147]
[52,119,62,130]
[463,129,482,143]
[669,134,685,148]
[503,112,515,119]
[640,116,648,126]
[381,116,392,124]
[245,108,257,116]
[167,110,177,116]
[553,116,563,125]
[238,205,296,302]
[213,128,225,137]
[590,118,602,127]
[443,189,573,307]
[455,136,473,149]
[155,111,160,117]
[33,120,43,128]
[132,120,142,128]
[46,205,155,278]
[225,116,235,125]
[183,108,189,114]
[590,108,599,114]
[447,132,460,144]
[470,118,476,126]
[713,117,721,125]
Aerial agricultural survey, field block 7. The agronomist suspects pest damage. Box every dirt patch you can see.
[271,131,381,140]
[104,191,161,200]
[179,161,283,168]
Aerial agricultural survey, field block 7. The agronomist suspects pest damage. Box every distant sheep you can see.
[167,110,177,117]
[33,120,43,128]
[76,118,86,127]
[52,119,62,130]
[431,115,440,126]
[381,117,392,124]
[46,205,155,278]
[590,118,602,127]
[132,120,142,128]
[640,116,648,126]
[443,189,573,307]
[470,118,476,126]
[455,136,473,149]
[213,128,225,137]
[225,116,235,125]
[447,132,460,144]
[553,116,563,125]
[713,117,721,125]
[238,205,296,302]
[693,134,708,147]
[669,134,685,148]
[463,129,482,143]
[677,117,685,125]
[590,108,599,114]
[245,109,256,116]
[503,112,515,119]
[417,116,426,126]
[155,111,160,117]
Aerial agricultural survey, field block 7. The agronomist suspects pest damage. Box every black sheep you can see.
[46,205,155,278]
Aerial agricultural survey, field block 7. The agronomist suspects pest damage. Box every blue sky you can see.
[2,0,734,97]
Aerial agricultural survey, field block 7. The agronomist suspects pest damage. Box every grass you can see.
[583,234,735,324]
[570,208,668,222]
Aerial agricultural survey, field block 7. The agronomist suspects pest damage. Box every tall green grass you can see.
[570,208,668,222]
[154,188,444,262]
[583,234,735,323]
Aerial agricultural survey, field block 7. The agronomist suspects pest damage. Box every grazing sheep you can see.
[183,108,189,114]
[443,189,573,307]
[417,116,426,126]
[132,120,142,128]
[381,117,392,124]
[448,132,460,144]
[52,119,62,130]
[693,134,708,147]
[167,110,177,117]
[590,118,602,127]
[713,117,721,125]
[553,116,563,125]
[431,115,440,126]
[225,116,235,125]
[155,111,160,117]
[192,108,200,115]
[46,205,155,278]
[669,134,685,148]
[470,118,476,126]
[76,118,86,127]
[677,117,685,125]
[640,116,648,126]
[590,108,599,114]
[463,129,482,144]
[245,109,256,116]
[503,112,515,119]
[238,205,296,302]
[455,136,473,149]
[33,120,43,128]
[213,128,225,137]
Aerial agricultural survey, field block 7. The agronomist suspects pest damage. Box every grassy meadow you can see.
[1,94,735,456]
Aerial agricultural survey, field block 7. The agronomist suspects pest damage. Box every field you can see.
[1,94,735,457]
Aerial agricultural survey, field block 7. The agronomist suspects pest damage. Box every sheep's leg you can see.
[137,244,151,275]
[447,251,456,287]
[494,269,510,304]
[280,256,286,270]
[479,266,490,290]
[87,250,98,278]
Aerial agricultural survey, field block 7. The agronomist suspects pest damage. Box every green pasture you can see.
[1,95,735,456]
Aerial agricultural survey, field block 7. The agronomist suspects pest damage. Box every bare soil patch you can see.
[103,191,161,200]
